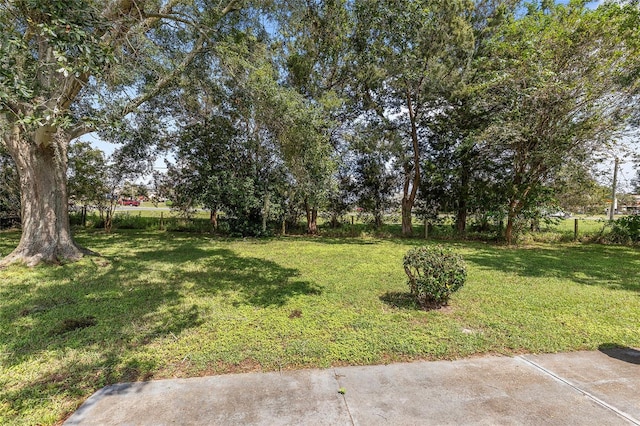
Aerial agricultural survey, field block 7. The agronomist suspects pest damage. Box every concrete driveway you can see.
[64,348,640,425]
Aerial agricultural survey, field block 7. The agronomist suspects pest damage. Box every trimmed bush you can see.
[403,245,466,308]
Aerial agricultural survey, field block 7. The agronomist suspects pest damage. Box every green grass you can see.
[1,229,639,425]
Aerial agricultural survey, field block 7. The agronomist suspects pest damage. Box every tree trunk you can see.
[456,207,467,235]
[374,213,383,229]
[1,131,85,266]
[505,198,520,245]
[456,164,469,235]
[505,213,515,245]
[401,197,413,236]
[305,200,318,234]
[401,90,421,237]
[210,209,218,230]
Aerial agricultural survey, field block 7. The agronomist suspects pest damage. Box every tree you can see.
[417,0,518,236]
[349,0,475,236]
[67,141,109,210]
[551,161,606,214]
[0,0,257,265]
[278,105,335,234]
[324,169,354,228]
[349,122,398,228]
[478,1,638,243]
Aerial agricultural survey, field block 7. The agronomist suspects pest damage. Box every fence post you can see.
[574,218,578,241]
[424,219,428,239]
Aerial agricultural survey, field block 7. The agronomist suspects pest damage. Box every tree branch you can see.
[120,0,242,117]
[143,12,198,29]
[67,123,94,140]
[121,31,207,116]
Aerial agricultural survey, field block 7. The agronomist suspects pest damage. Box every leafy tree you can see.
[67,141,108,210]
[0,0,264,265]
[162,35,298,236]
[349,122,398,228]
[551,162,607,214]
[417,0,517,235]
[349,0,475,236]
[254,69,336,235]
[324,169,354,228]
[478,1,638,243]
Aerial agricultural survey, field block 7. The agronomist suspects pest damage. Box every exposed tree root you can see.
[0,242,98,268]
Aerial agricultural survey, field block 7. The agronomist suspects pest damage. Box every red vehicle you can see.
[118,199,141,206]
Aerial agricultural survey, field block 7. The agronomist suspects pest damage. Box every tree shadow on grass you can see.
[130,245,321,307]
[0,232,320,424]
[464,244,640,293]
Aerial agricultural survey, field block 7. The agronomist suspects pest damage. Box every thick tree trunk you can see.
[374,212,383,229]
[505,213,515,245]
[401,198,413,236]
[456,207,467,235]
[1,130,85,267]
[505,199,520,245]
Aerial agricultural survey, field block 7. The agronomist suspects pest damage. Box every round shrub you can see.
[403,245,466,308]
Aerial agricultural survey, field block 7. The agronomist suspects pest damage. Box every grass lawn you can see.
[1,229,639,425]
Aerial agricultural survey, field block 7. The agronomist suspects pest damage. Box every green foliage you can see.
[403,245,467,307]
[476,1,638,242]
[0,146,19,219]
[349,0,475,236]
[67,141,108,207]
[609,215,640,244]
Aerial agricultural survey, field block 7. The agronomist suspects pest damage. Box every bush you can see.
[112,213,155,230]
[402,245,466,308]
[608,215,640,244]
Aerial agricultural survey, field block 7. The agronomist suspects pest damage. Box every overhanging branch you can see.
[119,0,242,117]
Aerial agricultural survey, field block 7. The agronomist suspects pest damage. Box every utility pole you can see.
[609,157,619,221]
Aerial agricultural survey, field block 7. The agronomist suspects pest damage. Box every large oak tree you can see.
[0,0,253,265]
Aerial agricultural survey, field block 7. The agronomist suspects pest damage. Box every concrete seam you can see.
[332,369,356,426]
[518,356,640,426]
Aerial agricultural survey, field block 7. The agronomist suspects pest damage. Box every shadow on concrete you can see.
[598,344,640,365]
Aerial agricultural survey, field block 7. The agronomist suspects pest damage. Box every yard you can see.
[1,228,639,425]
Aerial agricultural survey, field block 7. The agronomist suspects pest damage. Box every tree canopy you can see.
[1,0,639,264]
